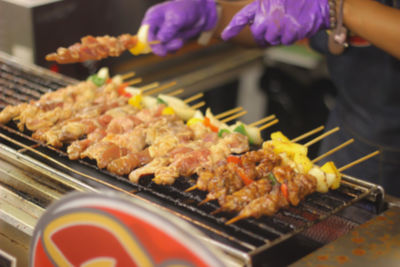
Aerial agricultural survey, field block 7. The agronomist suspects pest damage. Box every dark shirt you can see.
[310,31,400,151]
[309,3,400,196]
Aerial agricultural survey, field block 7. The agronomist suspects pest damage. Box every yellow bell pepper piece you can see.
[128,94,143,109]
[271,131,290,142]
[293,153,313,173]
[129,41,150,56]
[187,118,203,126]
[270,140,308,158]
[321,161,341,189]
[162,107,175,115]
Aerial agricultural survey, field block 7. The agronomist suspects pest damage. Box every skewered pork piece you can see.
[61,104,140,150]
[64,103,176,166]
[0,103,28,125]
[197,163,244,204]
[65,103,144,160]
[128,125,199,182]
[273,165,317,206]
[0,74,123,133]
[108,133,192,177]
[28,83,123,133]
[234,170,316,220]
[32,99,130,147]
[130,121,250,185]
[0,80,97,128]
[67,128,108,160]
[195,147,282,203]
[45,34,138,64]
[80,113,193,171]
[151,142,213,185]
[218,162,317,223]
[156,132,249,185]
[15,74,132,146]
[107,149,152,176]
[237,185,288,219]
[129,126,219,183]
[217,179,274,213]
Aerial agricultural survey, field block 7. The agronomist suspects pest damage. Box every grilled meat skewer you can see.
[46,34,138,64]
[196,148,282,204]
[216,179,274,213]
[226,165,317,224]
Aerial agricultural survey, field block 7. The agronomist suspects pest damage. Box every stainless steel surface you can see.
[0,142,95,203]
[291,206,400,267]
[0,141,96,236]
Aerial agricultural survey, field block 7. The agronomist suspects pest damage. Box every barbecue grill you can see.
[0,51,394,267]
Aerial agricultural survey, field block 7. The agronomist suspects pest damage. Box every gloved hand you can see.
[221,0,330,46]
[141,0,218,56]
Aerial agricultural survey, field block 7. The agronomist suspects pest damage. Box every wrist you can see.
[203,0,219,30]
[328,0,348,54]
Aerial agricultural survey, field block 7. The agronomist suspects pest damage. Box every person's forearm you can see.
[343,0,400,59]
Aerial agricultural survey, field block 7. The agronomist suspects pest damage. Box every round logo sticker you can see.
[30,191,227,267]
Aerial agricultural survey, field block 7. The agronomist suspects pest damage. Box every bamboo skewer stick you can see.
[149,40,161,45]
[139,82,160,92]
[184,93,204,104]
[143,81,177,96]
[226,215,246,225]
[304,127,340,147]
[259,119,279,131]
[312,138,354,163]
[338,150,380,172]
[210,208,223,215]
[291,125,325,143]
[249,114,276,127]
[198,198,211,206]
[126,78,143,86]
[221,110,248,123]
[121,72,136,80]
[17,144,40,153]
[191,101,206,110]
[185,185,198,192]
[167,88,184,96]
[215,107,244,120]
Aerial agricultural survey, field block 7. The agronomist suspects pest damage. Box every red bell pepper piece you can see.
[280,183,289,201]
[203,117,219,133]
[117,82,131,97]
[227,155,241,165]
[236,167,253,186]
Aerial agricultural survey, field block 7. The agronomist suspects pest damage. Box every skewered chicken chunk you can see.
[45,34,138,64]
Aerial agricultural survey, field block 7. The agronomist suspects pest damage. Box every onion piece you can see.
[158,94,196,121]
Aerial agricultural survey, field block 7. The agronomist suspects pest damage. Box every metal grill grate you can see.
[0,52,385,265]
[0,53,73,108]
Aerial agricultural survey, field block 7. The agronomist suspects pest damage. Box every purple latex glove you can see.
[141,0,218,56]
[221,0,330,46]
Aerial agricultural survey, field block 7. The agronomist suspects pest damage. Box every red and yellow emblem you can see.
[30,192,226,267]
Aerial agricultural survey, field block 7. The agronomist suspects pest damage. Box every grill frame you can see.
[0,52,386,266]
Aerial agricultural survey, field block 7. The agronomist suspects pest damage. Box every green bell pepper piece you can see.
[157,97,168,105]
[267,173,278,185]
[88,74,106,87]
[218,128,231,138]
